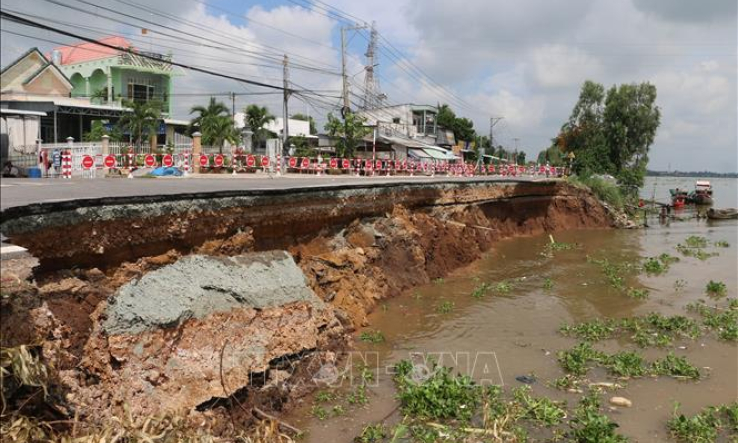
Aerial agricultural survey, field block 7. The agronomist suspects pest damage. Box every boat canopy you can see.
[696,180,711,187]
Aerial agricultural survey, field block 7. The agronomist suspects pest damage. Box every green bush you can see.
[569,175,627,210]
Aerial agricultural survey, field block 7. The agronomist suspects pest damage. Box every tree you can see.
[291,113,317,135]
[189,97,238,153]
[437,103,476,142]
[324,112,371,158]
[243,104,276,148]
[118,100,161,147]
[516,151,527,165]
[555,80,660,188]
[83,120,123,142]
[602,83,660,188]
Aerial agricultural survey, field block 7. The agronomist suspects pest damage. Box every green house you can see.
[50,36,176,115]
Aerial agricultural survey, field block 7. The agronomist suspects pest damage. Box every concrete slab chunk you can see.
[104,251,322,335]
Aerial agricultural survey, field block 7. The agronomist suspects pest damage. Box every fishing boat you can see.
[669,188,689,208]
[689,180,713,205]
[707,208,738,220]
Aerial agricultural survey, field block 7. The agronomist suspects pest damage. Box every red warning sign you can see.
[162,154,174,167]
[82,155,94,169]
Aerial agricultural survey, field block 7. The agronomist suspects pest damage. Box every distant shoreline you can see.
[647,171,738,178]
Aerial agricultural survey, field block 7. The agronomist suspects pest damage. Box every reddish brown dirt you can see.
[296,189,612,327]
[0,181,613,433]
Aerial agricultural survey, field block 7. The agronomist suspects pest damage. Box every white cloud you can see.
[529,45,604,89]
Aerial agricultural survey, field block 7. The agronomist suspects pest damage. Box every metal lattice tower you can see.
[362,21,384,109]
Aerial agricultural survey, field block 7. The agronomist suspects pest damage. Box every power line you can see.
[0,10,291,92]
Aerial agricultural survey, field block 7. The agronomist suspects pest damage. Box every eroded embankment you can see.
[0,179,614,437]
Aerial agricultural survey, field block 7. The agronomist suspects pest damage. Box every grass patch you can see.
[569,175,627,210]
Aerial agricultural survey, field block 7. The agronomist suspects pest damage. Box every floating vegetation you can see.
[568,392,629,443]
[602,351,648,378]
[355,423,387,443]
[668,402,738,443]
[436,300,455,314]
[705,280,727,298]
[557,342,606,376]
[393,360,480,420]
[643,257,667,275]
[649,353,701,379]
[557,343,700,379]
[676,243,719,260]
[433,277,445,285]
[713,240,730,248]
[560,313,701,347]
[359,330,386,344]
[626,287,650,299]
[674,279,687,291]
[384,360,633,443]
[493,280,513,294]
[543,277,554,290]
[560,318,618,342]
[550,374,582,391]
[642,253,680,275]
[587,256,639,291]
[684,236,709,248]
[687,301,738,342]
[470,282,491,299]
[512,385,567,426]
[541,235,578,258]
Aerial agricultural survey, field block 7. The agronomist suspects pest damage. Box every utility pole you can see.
[230,91,236,122]
[488,117,503,169]
[341,24,368,116]
[282,54,290,172]
[513,137,520,164]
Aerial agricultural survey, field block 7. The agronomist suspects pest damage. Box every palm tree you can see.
[190,97,236,153]
[244,104,276,148]
[118,100,161,148]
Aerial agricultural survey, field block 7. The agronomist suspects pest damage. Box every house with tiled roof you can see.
[0,48,73,98]
[1,38,184,145]
[49,36,176,115]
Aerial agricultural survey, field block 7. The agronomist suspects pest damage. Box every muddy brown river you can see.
[287,177,737,442]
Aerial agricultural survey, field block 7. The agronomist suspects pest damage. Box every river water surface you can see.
[289,177,737,442]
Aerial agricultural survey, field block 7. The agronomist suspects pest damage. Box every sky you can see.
[1,0,736,172]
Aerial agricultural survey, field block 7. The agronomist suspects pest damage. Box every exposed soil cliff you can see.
[0,180,613,438]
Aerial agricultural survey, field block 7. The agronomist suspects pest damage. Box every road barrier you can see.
[63,151,563,178]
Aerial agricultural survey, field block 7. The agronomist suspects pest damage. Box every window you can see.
[392,117,401,124]
[127,78,156,103]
